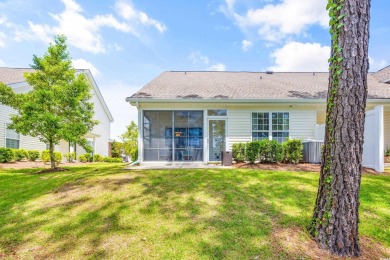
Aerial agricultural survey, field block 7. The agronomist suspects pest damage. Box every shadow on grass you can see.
[139,169,319,258]
[0,166,388,258]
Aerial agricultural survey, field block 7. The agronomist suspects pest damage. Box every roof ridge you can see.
[167,71,329,73]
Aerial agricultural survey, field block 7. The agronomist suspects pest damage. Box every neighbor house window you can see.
[252,112,289,142]
[5,124,20,149]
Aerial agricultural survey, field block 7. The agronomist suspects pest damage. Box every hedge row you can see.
[0,148,123,164]
[232,139,303,164]
[0,148,41,163]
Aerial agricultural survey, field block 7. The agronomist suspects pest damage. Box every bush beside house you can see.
[232,139,303,164]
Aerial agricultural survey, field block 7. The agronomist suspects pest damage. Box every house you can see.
[0,67,114,157]
[126,66,390,172]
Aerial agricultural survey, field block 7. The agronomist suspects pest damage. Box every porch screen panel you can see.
[143,110,203,162]
[174,111,203,162]
[143,111,173,161]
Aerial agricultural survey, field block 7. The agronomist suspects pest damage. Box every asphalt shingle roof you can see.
[0,67,35,85]
[129,69,390,101]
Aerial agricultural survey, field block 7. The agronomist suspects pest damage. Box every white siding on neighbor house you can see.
[0,104,46,150]
[20,135,46,151]
[1,78,112,156]
[88,92,111,156]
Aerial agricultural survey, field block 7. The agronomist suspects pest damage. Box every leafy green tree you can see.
[110,140,123,158]
[0,35,97,170]
[120,121,138,162]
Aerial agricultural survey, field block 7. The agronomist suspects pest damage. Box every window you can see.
[207,109,227,116]
[252,112,289,142]
[252,113,269,141]
[271,112,289,143]
[6,124,20,149]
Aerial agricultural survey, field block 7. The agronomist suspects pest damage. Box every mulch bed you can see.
[233,162,386,174]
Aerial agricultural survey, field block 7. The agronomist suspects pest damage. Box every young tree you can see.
[309,0,370,256]
[120,121,138,162]
[0,35,97,170]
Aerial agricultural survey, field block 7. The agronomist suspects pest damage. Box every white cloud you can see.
[0,59,5,66]
[189,51,210,65]
[207,63,226,71]
[115,1,166,33]
[28,0,130,54]
[241,39,252,51]
[0,32,5,47]
[72,58,100,77]
[268,41,330,72]
[369,56,387,71]
[222,0,328,42]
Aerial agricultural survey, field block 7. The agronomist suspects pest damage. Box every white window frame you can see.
[251,112,289,142]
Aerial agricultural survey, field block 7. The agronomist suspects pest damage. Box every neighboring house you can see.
[0,67,114,157]
[127,66,390,171]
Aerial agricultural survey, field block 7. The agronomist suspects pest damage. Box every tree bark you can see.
[309,0,370,257]
[49,141,56,170]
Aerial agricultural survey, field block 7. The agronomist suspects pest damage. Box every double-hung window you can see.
[5,124,20,149]
[252,112,289,142]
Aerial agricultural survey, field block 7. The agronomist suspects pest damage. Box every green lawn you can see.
[0,164,389,259]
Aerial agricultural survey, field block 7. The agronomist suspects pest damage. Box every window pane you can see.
[6,139,19,149]
[6,126,20,140]
[208,109,227,116]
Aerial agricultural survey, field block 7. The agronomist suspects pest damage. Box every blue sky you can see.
[0,0,389,139]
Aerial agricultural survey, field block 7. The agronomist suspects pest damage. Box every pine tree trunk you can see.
[49,141,56,170]
[309,0,370,257]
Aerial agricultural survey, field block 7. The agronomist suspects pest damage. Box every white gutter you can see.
[126,97,390,105]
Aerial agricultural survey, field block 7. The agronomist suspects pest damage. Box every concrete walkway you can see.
[126,163,233,170]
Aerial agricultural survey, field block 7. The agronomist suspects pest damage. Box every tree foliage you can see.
[0,35,97,169]
[120,121,138,162]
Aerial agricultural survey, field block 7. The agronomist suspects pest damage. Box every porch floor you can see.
[126,163,233,170]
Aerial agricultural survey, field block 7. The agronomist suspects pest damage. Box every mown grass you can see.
[0,164,389,259]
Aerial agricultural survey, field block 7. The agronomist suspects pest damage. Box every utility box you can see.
[221,151,232,166]
[302,140,324,163]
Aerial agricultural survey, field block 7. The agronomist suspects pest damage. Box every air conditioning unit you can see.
[302,140,324,163]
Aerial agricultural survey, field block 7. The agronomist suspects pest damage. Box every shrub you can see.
[27,150,40,161]
[258,139,283,163]
[385,146,390,156]
[0,148,14,163]
[232,143,246,163]
[130,148,138,162]
[54,152,62,165]
[246,141,261,164]
[93,154,104,162]
[13,149,28,161]
[41,150,62,165]
[283,139,303,164]
[84,153,93,162]
[41,150,50,163]
[64,152,76,162]
[103,156,122,163]
[78,154,87,163]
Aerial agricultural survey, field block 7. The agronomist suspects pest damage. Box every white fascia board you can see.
[126,97,390,106]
